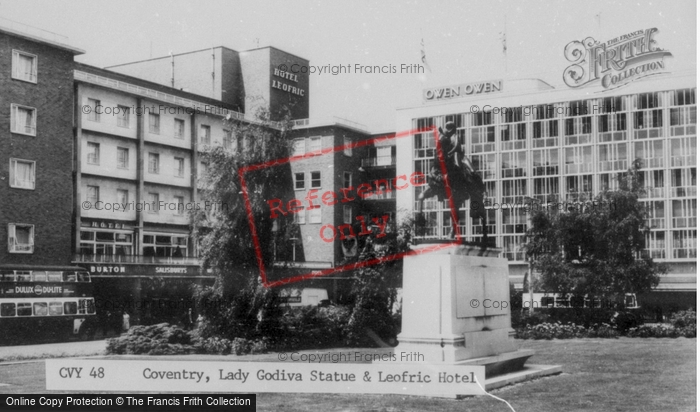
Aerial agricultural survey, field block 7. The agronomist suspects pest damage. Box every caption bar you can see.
[2,394,255,411]
[46,359,485,397]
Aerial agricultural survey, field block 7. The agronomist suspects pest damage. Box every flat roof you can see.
[0,20,84,55]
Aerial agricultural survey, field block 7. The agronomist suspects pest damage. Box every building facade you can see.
[0,25,84,267]
[396,73,697,311]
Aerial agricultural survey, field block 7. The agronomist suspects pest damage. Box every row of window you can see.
[79,231,188,258]
[414,168,695,204]
[292,136,352,157]
[0,300,95,317]
[84,187,188,215]
[85,143,188,177]
[85,98,233,147]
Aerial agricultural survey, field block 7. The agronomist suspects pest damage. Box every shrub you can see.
[669,309,696,328]
[230,337,269,355]
[105,323,196,355]
[199,337,232,355]
[515,321,621,340]
[627,324,696,338]
[276,305,352,350]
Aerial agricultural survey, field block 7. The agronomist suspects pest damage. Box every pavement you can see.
[0,339,107,362]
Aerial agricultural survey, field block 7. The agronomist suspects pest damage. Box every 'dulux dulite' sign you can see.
[563,28,673,90]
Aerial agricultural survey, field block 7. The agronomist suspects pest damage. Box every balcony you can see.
[72,254,200,265]
[361,156,396,168]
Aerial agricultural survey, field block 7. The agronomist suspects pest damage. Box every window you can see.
[200,125,211,145]
[532,148,559,176]
[87,98,100,122]
[672,199,697,228]
[343,172,352,188]
[142,234,188,257]
[533,177,559,203]
[670,168,697,197]
[344,136,352,156]
[149,113,160,134]
[117,189,128,206]
[117,147,129,169]
[199,162,208,178]
[9,158,35,189]
[343,206,353,224]
[63,302,77,315]
[8,223,34,253]
[564,146,593,174]
[174,157,185,177]
[308,136,322,153]
[1,303,16,317]
[502,179,527,203]
[598,143,628,172]
[49,302,63,316]
[148,193,159,214]
[639,170,665,198]
[310,171,321,188]
[635,140,665,169]
[148,153,160,174]
[292,138,305,156]
[33,302,48,316]
[309,207,321,224]
[86,142,100,165]
[117,105,130,128]
[294,172,305,190]
[174,196,185,215]
[295,209,307,224]
[224,130,234,150]
[501,151,527,178]
[12,50,37,82]
[174,119,185,139]
[86,185,99,204]
[376,146,394,166]
[80,230,132,257]
[11,104,36,136]
[17,303,32,316]
[672,230,697,259]
[670,138,696,167]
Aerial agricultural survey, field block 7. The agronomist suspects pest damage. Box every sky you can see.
[0,0,696,131]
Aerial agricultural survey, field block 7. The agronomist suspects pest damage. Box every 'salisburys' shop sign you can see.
[88,266,201,276]
[563,28,673,90]
[423,80,503,101]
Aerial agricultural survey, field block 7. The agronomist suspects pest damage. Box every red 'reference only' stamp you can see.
[238,126,464,288]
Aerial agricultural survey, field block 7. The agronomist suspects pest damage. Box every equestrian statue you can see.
[415,121,489,243]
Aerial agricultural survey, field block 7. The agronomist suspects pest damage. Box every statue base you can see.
[385,243,561,396]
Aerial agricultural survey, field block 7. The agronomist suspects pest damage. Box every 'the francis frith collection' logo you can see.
[563,28,672,90]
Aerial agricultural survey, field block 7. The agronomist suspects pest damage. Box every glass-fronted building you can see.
[395,72,696,309]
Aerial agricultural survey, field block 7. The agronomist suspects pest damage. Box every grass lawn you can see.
[255,338,696,412]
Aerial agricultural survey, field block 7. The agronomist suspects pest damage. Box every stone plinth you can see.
[389,243,561,392]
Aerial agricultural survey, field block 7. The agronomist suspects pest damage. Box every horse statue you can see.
[416,121,489,243]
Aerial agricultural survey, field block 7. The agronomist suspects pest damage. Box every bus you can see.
[0,265,97,344]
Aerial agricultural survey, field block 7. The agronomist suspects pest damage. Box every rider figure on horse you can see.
[416,121,488,241]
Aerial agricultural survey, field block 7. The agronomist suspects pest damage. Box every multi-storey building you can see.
[0,23,84,267]
[396,73,697,312]
[70,47,311,322]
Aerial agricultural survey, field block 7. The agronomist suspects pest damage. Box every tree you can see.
[525,160,665,307]
[191,109,294,339]
[343,214,413,346]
